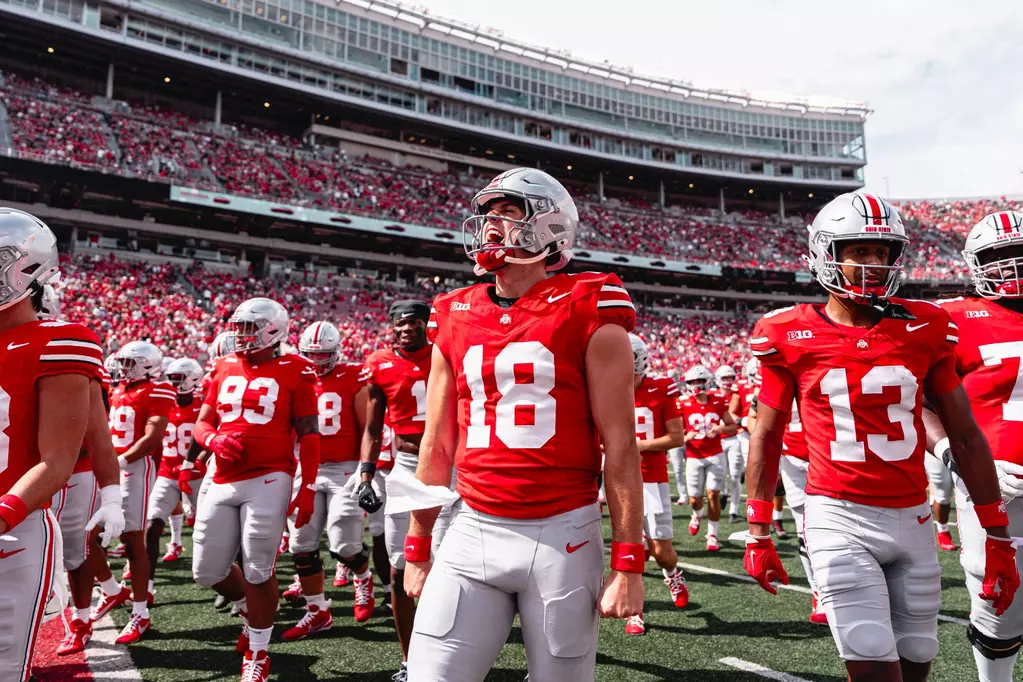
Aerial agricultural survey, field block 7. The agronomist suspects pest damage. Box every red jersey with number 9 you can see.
[0,320,104,497]
[635,375,681,483]
[203,354,319,483]
[316,362,365,463]
[679,394,729,459]
[159,399,205,479]
[362,346,431,436]
[936,296,1023,466]
[109,379,176,456]
[430,272,636,519]
[751,300,961,508]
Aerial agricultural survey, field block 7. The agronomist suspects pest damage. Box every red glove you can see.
[981,535,1020,616]
[177,462,195,496]
[205,433,244,462]
[744,535,789,595]
[288,483,315,529]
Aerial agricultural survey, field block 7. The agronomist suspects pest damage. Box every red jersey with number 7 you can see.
[203,354,319,483]
[316,362,365,464]
[751,300,961,508]
[362,346,431,436]
[430,272,636,519]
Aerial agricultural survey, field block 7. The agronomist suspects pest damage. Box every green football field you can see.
[105,488,991,682]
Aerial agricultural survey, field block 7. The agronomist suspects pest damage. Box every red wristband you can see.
[610,542,645,574]
[975,500,1010,529]
[403,534,432,563]
[0,494,29,530]
[746,498,774,525]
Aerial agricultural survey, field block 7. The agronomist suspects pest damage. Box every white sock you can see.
[692,510,704,520]
[75,607,91,623]
[662,567,679,580]
[248,625,272,653]
[384,583,392,595]
[234,598,248,618]
[131,600,149,619]
[973,646,1018,682]
[708,521,719,537]
[148,579,154,594]
[100,577,121,596]
[305,592,328,609]
[355,569,371,581]
[936,523,950,533]
[169,514,184,545]
[773,509,784,522]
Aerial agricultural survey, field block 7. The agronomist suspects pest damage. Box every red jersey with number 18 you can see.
[203,354,319,483]
[316,362,365,464]
[430,272,636,519]
[751,301,961,508]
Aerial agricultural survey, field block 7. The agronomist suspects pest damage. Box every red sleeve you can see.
[35,324,104,382]
[146,382,176,419]
[662,382,681,421]
[292,367,319,420]
[429,294,453,362]
[925,353,961,397]
[594,273,636,332]
[203,374,220,409]
[757,364,796,413]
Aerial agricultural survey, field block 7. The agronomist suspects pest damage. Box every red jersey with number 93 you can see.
[204,354,319,483]
[751,301,961,508]
[430,272,636,519]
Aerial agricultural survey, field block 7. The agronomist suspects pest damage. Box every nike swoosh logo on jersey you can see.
[917,514,932,524]
[6,342,29,350]
[566,540,590,554]
[123,472,133,478]
[264,478,276,485]
[906,322,929,332]
[0,548,26,560]
[66,484,78,490]
[547,292,571,303]
[278,361,291,365]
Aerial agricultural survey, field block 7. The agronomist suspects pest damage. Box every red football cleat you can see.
[107,544,126,558]
[57,619,92,656]
[810,592,829,625]
[161,543,184,563]
[277,534,289,556]
[282,574,303,602]
[706,534,720,552]
[236,625,250,654]
[240,650,271,682]
[353,575,375,623]
[115,613,150,644]
[664,569,689,608]
[92,585,132,621]
[624,614,646,635]
[773,520,789,539]
[185,509,196,527]
[688,516,702,536]
[121,566,132,582]
[333,563,351,587]
[937,530,957,552]
[282,603,333,641]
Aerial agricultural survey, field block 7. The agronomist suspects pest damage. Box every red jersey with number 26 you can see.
[317,362,365,464]
[159,399,205,479]
[204,354,319,483]
[0,320,104,497]
[109,380,176,456]
[679,394,729,459]
[936,296,1023,467]
[635,375,681,483]
[751,301,961,508]
[362,346,431,437]
[430,272,636,519]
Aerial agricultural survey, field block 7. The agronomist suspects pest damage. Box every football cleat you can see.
[664,569,689,608]
[185,509,196,527]
[115,613,150,644]
[334,563,351,587]
[282,603,333,641]
[688,516,702,536]
[937,530,956,552]
[240,650,270,682]
[353,575,375,623]
[57,619,92,656]
[161,543,184,563]
[278,533,290,556]
[107,543,126,558]
[381,590,393,613]
[92,585,132,621]
[810,592,829,625]
[122,566,132,582]
[282,574,303,602]
[772,520,789,539]
[214,594,228,610]
[674,499,686,506]
[391,663,408,682]
[624,614,646,635]
[236,624,250,654]
[729,513,742,524]
[706,535,720,552]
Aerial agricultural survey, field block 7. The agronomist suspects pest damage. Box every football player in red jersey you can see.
[186,298,320,682]
[280,321,377,642]
[746,193,1016,682]
[679,365,737,551]
[729,360,758,523]
[360,299,441,680]
[144,358,204,595]
[403,168,644,682]
[923,447,956,551]
[924,210,1023,682]
[108,341,174,644]
[0,208,106,682]
[627,334,687,637]
[715,364,745,524]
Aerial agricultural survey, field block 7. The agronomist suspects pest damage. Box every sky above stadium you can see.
[420,0,1023,199]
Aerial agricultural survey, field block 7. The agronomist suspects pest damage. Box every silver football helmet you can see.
[166,358,204,395]
[0,208,60,313]
[806,193,908,301]
[116,341,163,384]
[104,354,122,385]
[963,211,1023,299]
[744,357,759,380]
[684,365,714,395]
[714,365,736,389]
[229,298,288,354]
[208,331,237,366]
[36,284,61,320]
[299,321,341,375]
[159,356,174,380]
[462,168,578,276]
[628,333,649,376]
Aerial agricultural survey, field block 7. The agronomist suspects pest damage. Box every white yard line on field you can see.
[85,591,143,681]
[718,657,812,681]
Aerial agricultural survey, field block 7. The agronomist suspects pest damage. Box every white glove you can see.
[85,485,125,547]
[994,460,1023,503]
[117,455,129,470]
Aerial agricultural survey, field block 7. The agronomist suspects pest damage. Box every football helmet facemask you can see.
[229,298,288,355]
[629,333,649,376]
[166,358,204,395]
[964,211,1023,299]
[0,208,60,313]
[116,341,163,384]
[714,365,736,389]
[299,321,342,376]
[684,365,714,395]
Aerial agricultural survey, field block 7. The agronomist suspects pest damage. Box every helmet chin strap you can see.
[503,248,549,266]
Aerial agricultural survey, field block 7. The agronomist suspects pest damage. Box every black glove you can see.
[357,481,383,514]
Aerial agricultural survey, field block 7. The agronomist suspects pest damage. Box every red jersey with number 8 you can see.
[635,376,681,483]
[317,362,365,463]
[109,380,176,456]
[430,272,636,519]
[362,347,431,436]
[0,320,104,497]
[159,399,205,479]
[203,354,319,483]
[751,301,961,508]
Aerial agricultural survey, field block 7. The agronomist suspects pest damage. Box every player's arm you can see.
[353,385,368,434]
[119,413,169,465]
[409,345,458,538]
[710,409,738,437]
[638,417,684,452]
[728,392,742,421]
[0,374,89,534]
[84,380,119,489]
[747,390,759,434]
[359,384,387,481]
[394,433,422,455]
[746,399,787,536]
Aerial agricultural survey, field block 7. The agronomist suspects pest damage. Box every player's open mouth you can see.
[483,225,505,245]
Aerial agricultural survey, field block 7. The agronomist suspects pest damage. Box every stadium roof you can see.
[342,0,871,118]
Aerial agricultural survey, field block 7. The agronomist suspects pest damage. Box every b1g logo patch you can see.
[787,329,814,341]
[966,310,990,318]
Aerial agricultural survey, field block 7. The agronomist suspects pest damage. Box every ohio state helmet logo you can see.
[987,212,1023,237]
[851,193,892,226]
